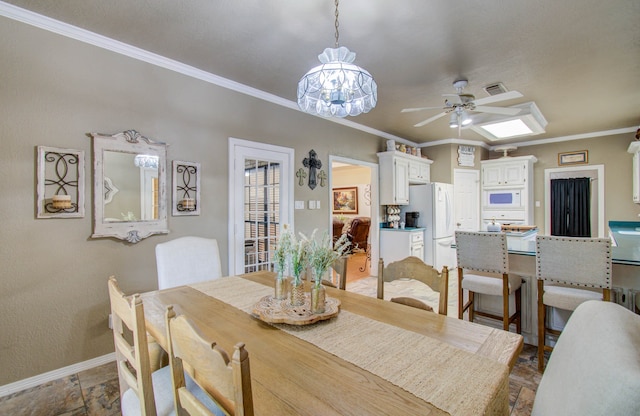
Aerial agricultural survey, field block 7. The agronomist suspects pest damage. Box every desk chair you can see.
[536,235,612,372]
[165,306,254,416]
[455,231,522,333]
[108,277,174,416]
[377,256,449,315]
[156,236,222,290]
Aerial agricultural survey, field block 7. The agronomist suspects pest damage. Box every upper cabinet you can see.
[481,160,528,187]
[378,151,433,205]
[628,142,640,203]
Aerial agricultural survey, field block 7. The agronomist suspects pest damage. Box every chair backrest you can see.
[377,256,449,315]
[348,217,371,250]
[531,301,640,415]
[165,306,254,416]
[156,237,222,290]
[455,231,508,274]
[535,235,612,288]
[331,256,349,290]
[108,276,157,416]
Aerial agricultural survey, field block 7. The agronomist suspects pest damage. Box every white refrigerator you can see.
[402,183,457,270]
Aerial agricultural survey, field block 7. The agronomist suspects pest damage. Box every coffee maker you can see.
[405,212,420,228]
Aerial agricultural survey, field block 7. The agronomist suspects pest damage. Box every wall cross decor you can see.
[296,168,307,186]
[302,149,322,190]
[317,170,327,187]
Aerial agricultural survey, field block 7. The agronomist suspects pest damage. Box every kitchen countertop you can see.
[380,227,426,232]
[506,221,640,266]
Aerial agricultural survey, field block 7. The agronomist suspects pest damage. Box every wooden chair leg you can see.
[515,286,522,334]
[458,268,464,320]
[502,274,510,331]
[468,291,475,323]
[537,279,546,372]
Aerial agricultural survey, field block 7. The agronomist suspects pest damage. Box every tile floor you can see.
[0,271,542,415]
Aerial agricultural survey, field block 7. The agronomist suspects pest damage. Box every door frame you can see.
[544,164,605,237]
[228,137,294,275]
[453,168,480,231]
[329,155,380,276]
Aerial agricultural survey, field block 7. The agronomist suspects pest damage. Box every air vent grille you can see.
[483,82,508,96]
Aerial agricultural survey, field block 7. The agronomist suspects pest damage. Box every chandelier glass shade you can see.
[297,46,377,118]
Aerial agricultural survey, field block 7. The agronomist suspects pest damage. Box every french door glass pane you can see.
[243,158,281,273]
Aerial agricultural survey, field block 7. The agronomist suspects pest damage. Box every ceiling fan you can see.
[401,79,523,128]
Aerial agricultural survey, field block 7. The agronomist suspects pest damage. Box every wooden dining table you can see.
[141,271,523,416]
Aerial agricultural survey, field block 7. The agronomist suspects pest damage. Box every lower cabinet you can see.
[379,228,425,265]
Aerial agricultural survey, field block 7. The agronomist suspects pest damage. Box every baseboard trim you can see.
[0,353,116,398]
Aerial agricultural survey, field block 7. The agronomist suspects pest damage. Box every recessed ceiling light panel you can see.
[471,102,547,141]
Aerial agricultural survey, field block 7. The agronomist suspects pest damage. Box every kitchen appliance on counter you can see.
[402,182,456,270]
[405,212,419,228]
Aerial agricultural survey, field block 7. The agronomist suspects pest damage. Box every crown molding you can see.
[419,138,491,150]
[0,1,409,144]
[492,126,638,149]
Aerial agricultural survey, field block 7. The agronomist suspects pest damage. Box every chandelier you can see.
[297,0,377,118]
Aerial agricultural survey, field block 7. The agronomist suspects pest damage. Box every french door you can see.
[228,138,293,275]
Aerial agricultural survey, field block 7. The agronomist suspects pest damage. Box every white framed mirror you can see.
[91,129,169,243]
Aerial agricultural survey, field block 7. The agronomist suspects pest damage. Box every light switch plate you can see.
[295,200,304,209]
[309,200,316,209]
[316,200,321,209]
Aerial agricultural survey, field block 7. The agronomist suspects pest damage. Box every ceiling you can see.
[3,0,640,146]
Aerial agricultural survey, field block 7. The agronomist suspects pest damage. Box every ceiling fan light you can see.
[461,111,473,126]
[449,113,459,128]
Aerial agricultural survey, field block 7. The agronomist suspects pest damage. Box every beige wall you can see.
[0,18,384,385]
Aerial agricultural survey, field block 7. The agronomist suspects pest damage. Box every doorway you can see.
[329,156,380,280]
[228,138,294,275]
[544,165,605,237]
[453,169,480,231]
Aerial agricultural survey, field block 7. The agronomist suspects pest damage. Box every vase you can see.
[310,282,326,314]
[290,278,305,306]
[274,270,287,300]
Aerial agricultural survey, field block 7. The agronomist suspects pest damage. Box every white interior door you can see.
[229,138,294,275]
[454,169,480,231]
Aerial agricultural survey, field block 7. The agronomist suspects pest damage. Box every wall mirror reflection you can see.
[91,130,168,243]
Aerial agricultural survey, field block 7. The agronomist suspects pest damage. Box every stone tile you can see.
[78,362,118,389]
[82,378,121,416]
[0,374,85,416]
[511,386,536,416]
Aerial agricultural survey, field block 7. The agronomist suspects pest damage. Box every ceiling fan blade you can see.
[473,90,523,105]
[401,106,444,113]
[473,105,522,116]
[414,112,447,127]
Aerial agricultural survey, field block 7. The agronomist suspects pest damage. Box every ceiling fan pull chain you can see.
[334,0,340,48]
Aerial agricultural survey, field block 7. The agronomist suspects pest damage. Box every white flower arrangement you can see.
[304,229,351,286]
[273,224,294,276]
[289,236,309,285]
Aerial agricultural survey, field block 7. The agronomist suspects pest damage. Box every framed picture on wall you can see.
[332,187,358,214]
[558,150,588,166]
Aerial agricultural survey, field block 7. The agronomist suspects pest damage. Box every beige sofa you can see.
[532,300,640,415]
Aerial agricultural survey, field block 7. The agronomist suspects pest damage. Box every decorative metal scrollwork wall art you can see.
[37,146,85,218]
[172,160,201,216]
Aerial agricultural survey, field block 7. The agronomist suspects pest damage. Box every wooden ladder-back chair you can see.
[377,256,449,315]
[321,256,349,290]
[156,236,223,290]
[165,305,254,416]
[455,231,522,333]
[535,235,612,372]
[108,276,174,416]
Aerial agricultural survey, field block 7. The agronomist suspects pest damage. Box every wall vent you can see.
[483,82,508,96]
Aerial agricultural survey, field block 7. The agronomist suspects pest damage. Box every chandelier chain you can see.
[334,0,340,48]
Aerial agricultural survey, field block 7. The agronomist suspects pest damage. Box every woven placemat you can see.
[191,276,508,415]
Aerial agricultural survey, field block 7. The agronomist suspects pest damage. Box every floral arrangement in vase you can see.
[305,230,351,287]
[288,235,309,306]
[273,224,294,277]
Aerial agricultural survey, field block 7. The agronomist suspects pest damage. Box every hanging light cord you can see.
[334,0,340,48]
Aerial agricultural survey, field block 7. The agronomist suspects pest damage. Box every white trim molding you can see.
[0,353,115,398]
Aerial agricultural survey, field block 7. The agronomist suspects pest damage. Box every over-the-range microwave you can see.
[483,189,523,209]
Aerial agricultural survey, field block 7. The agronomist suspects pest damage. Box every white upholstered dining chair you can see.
[535,235,612,371]
[156,236,222,290]
[166,305,254,416]
[455,231,522,332]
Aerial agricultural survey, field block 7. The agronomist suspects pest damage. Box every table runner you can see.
[190,276,509,416]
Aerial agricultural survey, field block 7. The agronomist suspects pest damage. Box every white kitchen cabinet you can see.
[627,142,640,203]
[380,228,425,265]
[378,151,432,205]
[481,161,527,187]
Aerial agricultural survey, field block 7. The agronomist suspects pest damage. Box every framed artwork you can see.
[332,187,358,214]
[172,160,201,216]
[36,146,85,218]
[558,150,588,166]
